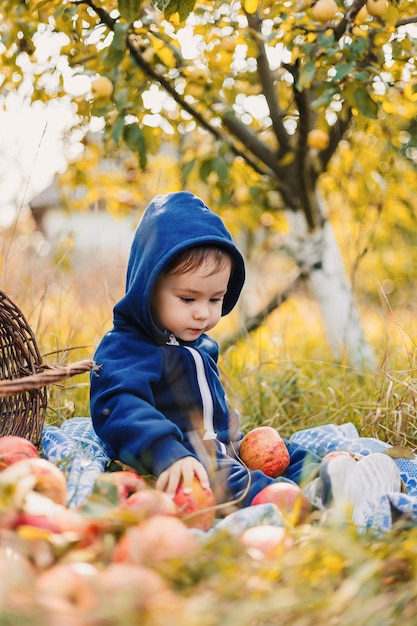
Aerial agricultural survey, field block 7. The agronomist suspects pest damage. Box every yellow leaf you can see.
[291,46,299,64]
[404,80,417,103]
[383,446,415,461]
[277,152,295,167]
[17,525,54,542]
[168,12,181,25]
[381,100,398,114]
[150,37,176,69]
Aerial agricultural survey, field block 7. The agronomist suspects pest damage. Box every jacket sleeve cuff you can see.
[146,437,197,476]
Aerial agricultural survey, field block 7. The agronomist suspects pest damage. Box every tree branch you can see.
[221,111,280,173]
[246,12,291,155]
[318,107,353,173]
[396,15,417,27]
[220,268,305,351]
[74,0,117,29]
[333,0,367,40]
[285,62,322,229]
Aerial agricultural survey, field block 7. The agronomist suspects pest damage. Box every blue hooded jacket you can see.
[90,191,247,478]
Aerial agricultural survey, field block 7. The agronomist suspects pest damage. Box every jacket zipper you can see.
[184,346,217,441]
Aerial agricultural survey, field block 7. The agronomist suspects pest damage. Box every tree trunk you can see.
[284,209,377,369]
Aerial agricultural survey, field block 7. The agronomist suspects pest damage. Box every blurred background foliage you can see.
[0,0,417,439]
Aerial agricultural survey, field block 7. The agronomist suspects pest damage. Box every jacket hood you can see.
[113,191,245,338]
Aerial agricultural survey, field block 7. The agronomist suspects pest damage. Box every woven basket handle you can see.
[0,359,95,398]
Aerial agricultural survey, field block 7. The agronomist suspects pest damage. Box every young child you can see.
[90,191,320,509]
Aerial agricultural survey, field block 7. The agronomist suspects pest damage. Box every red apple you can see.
[0,436,40,470]
[173,476,217,531]
[0,544,36,615]
[251,482,311,525]
[0,490,88,537]
[239,426,290,477]
[240,524,292,558]
[322,450,351,462]
[98,563,184,618]
[113,514,198,564]
[121,488,177,517]
[94,470,147,502]
[35,562,100,620]
[0,457,67,506]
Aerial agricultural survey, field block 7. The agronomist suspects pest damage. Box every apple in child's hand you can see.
[0,436,40,470]
[173,476,216,531]
[239,426,290,477]
[251,482,311,526]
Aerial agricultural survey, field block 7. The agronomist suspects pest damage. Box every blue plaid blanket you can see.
[42,418,417,531]
[42,417,112,507]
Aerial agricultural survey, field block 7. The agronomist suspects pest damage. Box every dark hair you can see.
[162,245,234,277]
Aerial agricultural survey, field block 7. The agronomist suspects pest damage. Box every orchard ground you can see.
[2,215,417,624]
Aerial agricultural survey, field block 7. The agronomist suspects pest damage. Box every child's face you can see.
[152,257,232,342]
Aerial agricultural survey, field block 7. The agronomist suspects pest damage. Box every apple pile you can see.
[0,435,220,622]
[0,433,313,621]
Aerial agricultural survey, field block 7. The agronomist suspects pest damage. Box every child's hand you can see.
[155,457,210,499]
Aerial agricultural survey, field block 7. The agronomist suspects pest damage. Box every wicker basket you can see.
[0,290,94,446]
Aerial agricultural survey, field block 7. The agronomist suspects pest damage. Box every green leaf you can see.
[111,113,125,145]
[353,87,378,118]
[112,23,130,51]
[213,155,229,180]
[181,158,196,185]
[153,0,170,9]
[311,86,338,110]
[118,0,143,22]
[123,123,147,168]
[114,88,131,110]
[334,62,355,81]
[344,84,378,118]
[355,70,371,83]
[155,0,196,22]
[296,59,316,91]
[102,43,125,67]
[199,159,213,182]
[317,32,337,55]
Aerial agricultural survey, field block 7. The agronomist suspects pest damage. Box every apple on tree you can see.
[311,0,338,23]
[91,76,114,101]
[366,0,388,17]
[307,129,330,151]
[239,426,290,478]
